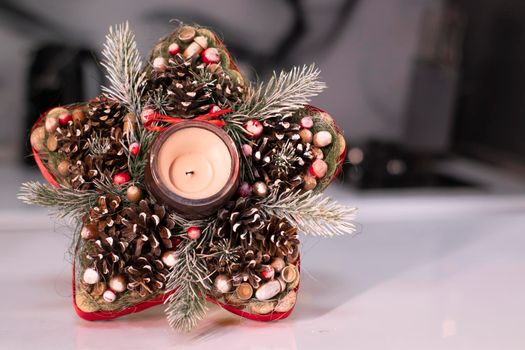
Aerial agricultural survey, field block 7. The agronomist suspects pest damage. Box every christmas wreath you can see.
[19,22,357,332]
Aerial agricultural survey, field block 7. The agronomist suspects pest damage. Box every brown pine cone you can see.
[125,254,169,297]
[143,54,243,117]
[87,96,126,130]
[260,217,299,262]
[215,197,265,247]
[121,199,175,258]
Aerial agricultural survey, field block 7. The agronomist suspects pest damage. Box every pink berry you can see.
[238,182,252,197]
[140,108,156,126]
[187,226,202,240]
[244,120,263,139]
[300,116,314,129]
[308,159,328,179]
[201,48,221,64]
[241,144,253,157]
[129,142,140,156]
[260,265,275,280]
[103,290,116,303]
[113,172,131,186]
[209,105,221,113]
[58,112,73,126]
[168,43,180,56]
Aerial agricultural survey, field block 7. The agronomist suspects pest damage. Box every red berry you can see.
[201,48,221,64]
[260,265,275,280]
[300,116,314,129]
[168,43,180,56]
[187,226,202,240]
[238,182,252,197]
[244,120,263,139]
[209,105,221,113]
[308,159,328,179]
[140,108,156,126]
[58,112,73,126]
[129,142,140,156]
[113,172,131,186]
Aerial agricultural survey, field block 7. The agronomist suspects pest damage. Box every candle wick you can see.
[185,170,194,176]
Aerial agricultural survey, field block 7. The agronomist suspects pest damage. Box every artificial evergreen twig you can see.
[101,21,146,117]
[164,225,213,332]
[18,181,100,219]
[229,64,326,123]
[260,187,357,237]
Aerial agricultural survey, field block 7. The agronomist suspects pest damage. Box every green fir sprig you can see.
[260,186,357,237]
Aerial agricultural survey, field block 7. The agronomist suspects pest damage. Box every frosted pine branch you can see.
[260,188,357,237]
[101,22,146,116]
[18,182,99,219]
[164,239,211,332]
[235,64,326,120]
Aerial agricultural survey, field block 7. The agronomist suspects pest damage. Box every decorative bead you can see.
[113,172,131,186]
[213,274,232,294]
[308,159,328,178]
[129,142,140,156]
[270,257,285,273]
[126,185,142,203]
[103,289,117,303]
[281,265,297,283]
[187,226,201,240]
[236,283,253,300]
[201,48,221,64]
[109,274,127,293]
[30,127,46,152]
[338,133,347,156]
[244,120,263,139]
[313,131,333,147]
[255,280,281,300]
[58,111,72,126]
[57,160,70,176]
[80,224,99,240]
[241,144,253,157]
[45,115,59,133]
[178,26,196,42]
[252,181,268,198]
[140,108,156,126]
[311,146,324,160]
[300,116,314,129]
[260,265,275,280]
[299,128,313,143]
[153,56,167,72]
[83,268,100,285]
[161,250,177,268]
[168,43,180,56]
[46,134,58,152]
[275,291,297,312]
[238,182,252,198]
[303,175,317,191]
[72,109,86,124]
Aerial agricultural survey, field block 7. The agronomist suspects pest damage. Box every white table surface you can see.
[1,172,525,349]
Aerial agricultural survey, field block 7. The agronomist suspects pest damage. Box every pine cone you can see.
[144,54,243,117]
[260,217,299,261]
[121,199,175,258]
[84,194,129,278]
[125,254,169,297]
[87,96,126,130]
[215,197,265,247]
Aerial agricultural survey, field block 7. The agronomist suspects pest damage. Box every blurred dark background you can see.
[1,0,525,193]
